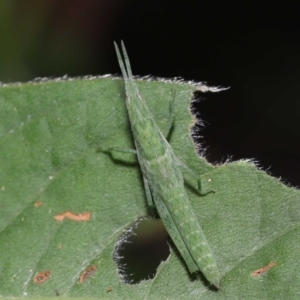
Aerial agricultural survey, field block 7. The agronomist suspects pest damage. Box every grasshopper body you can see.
[114,42,220,288]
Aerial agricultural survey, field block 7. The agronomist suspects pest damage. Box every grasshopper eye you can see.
[113,217,170,284]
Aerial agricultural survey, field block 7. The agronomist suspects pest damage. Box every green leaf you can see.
[0,77,299,299]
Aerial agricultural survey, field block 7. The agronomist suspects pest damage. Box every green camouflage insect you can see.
[112,41,220,288]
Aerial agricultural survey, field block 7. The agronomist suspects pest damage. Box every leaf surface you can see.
[0,77,299,299]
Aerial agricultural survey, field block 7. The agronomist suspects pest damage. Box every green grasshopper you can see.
[108,41,220,288]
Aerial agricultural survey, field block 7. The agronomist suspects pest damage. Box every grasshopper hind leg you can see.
[143,176,155,207]
[165,90,176,141]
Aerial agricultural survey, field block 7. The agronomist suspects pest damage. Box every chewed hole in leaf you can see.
[191,89,299,186]
[190,90,227,164]
[113,217,170,284]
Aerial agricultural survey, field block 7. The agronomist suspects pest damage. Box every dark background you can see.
[1,0,299,282]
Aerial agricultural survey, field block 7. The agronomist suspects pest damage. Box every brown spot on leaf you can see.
[251,262,277,277]
[33,270,51,284]
[54,213,65,221]
[34,201,42,207]
[54,211,91,222]
[79,265,97,283]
